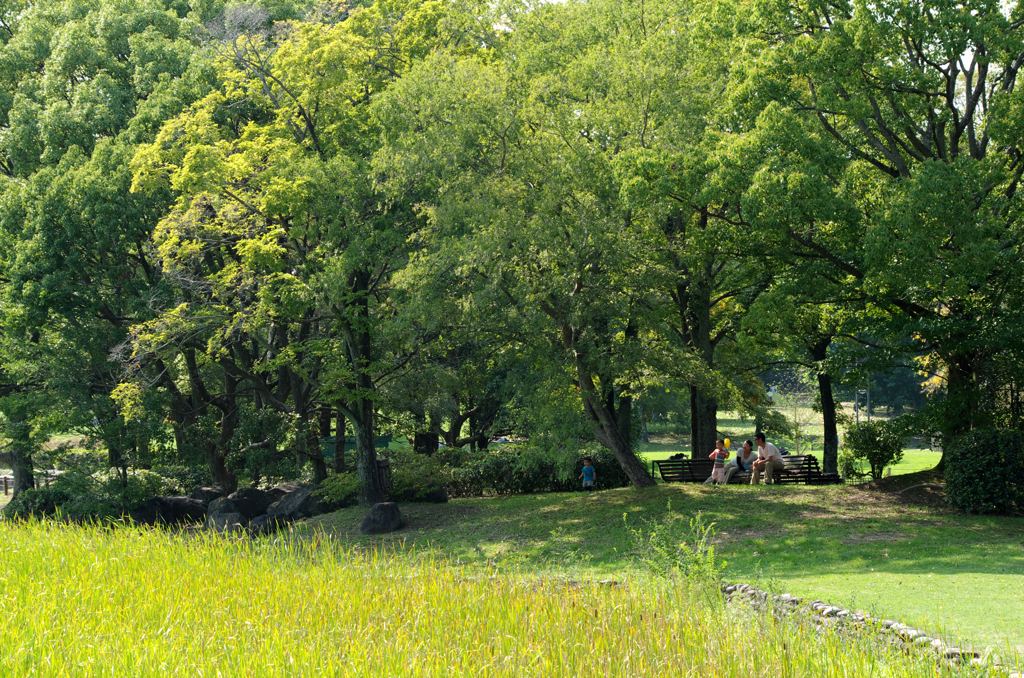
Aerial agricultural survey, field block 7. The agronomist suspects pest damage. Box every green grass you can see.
[0,520,955,677]
[310,483,1024,655]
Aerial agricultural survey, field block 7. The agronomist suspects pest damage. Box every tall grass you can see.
[0,520,976,677]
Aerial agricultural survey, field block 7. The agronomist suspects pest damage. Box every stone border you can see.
[722,582,1018,675]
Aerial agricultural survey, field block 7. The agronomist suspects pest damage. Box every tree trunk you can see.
[334,410,347,473]
[7,409,35,498]
[351,400,386,506]
[808,336,838,475]
[617,392,633,456]
[691,389,718,460]
[577,358,655,488]
[817,372,838,474]
[305,419,328,484]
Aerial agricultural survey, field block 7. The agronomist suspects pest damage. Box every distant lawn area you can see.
[310,481,1024,657]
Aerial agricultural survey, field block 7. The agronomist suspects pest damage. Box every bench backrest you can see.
[781,454,822,472]
[654,458,713,482]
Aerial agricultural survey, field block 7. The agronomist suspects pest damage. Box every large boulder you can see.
[267,482,302,502]
[207,511,247,533]
[190,487,224,504]
[207,497,239,517]
[130,496,207,526]
[250,513,291,536]
[266,485,333,520]
[229,487,274,513]
[226,488,273,521]
[359,502,405,535]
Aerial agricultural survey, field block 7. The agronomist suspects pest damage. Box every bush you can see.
[443,445,630,497]
[3,466,180,520]
[314,471,362,506]
[945,428,1024,515]
[838,450,867,481]
[844,420,906,480]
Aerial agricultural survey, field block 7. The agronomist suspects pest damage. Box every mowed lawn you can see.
[311,482,1024,655]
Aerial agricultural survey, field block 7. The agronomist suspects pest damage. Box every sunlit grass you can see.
[0,520,972,677]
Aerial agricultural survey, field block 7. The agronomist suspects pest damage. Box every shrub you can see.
[314,472,362,506]
[3,466,180,520]
[945,428,1024,515]
[837,449,867,481]
[387,449,450,501]
[844,420,906,480]
[442,444,631,497]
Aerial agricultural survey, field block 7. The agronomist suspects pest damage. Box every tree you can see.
[0,0,206,498]
[128,0,481,502]
[712,0,1024,446]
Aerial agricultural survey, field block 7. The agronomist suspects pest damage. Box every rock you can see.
[725,585,736,594]
[130,496,207,526]
[250,513,291,536]
[208,511,247,533]
[913,636,933,647]
[228,497,262,521]
[207,497,239,517]
[190,487,224,503]
[229,487,274,514]
[944,648,978,661]
[880,619,898,629]
[268,482,302,501]
[359,502,405,535]
[267,485,333,520]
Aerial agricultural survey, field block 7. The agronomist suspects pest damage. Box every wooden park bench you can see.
[653,454,841,485]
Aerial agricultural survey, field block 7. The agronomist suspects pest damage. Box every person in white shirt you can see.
[750,432,785,485]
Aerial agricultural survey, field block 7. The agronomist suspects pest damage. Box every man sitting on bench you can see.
[750,433,784,485]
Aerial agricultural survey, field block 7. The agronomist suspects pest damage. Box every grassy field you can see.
[309,481,1024,657]
[0,520,956,677]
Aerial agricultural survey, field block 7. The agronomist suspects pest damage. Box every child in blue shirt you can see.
[580,457,596,491]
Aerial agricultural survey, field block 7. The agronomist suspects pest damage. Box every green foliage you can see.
[625,505,725,583]
[387,448,449,501]
[4,460,180,519]
[945,429,1024,515]
[837,449,866,482]
[843,421,907,480]
[314,471,362,506]
[443,445,630,498]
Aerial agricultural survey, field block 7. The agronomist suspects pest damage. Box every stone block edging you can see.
[722,582,1017,675]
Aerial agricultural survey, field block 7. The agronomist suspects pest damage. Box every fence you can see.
[1,471,60,496]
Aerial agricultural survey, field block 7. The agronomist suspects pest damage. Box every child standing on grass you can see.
[708,439,730,485]
[580,457,596,492]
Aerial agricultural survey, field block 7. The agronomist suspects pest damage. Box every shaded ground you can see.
[308,479,1023,653]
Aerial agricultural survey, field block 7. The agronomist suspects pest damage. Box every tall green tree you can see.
[713,0,1024,444]
[0,0,207,497]
[128,0,483,501]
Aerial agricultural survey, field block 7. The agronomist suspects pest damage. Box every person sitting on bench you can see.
[750,433,785,485]
[723,439,757,484]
